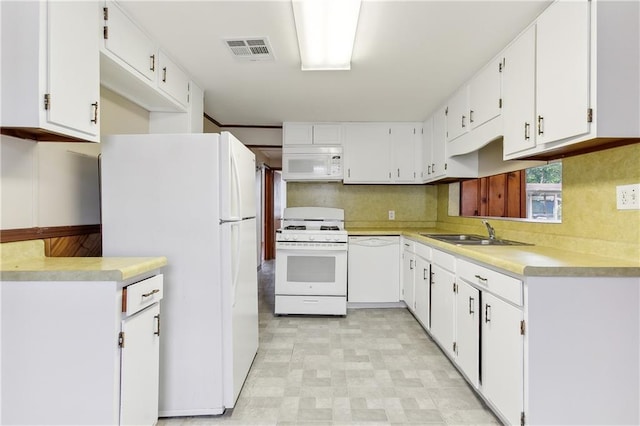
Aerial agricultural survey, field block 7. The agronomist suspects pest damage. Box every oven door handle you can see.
[276,248,347,255]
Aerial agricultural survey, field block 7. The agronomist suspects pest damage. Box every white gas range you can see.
[274,207,348,316]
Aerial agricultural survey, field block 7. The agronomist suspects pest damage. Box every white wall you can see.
[0,136,37,229]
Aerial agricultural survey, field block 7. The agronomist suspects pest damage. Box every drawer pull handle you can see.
[474,274,488,283]
[154,314,161,336]
[303,299,319,304]
[142,288,160,298]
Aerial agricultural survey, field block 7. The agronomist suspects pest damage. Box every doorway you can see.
[260,166,285,263]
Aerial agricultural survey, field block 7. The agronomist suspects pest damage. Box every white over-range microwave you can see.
[282,146,343,181]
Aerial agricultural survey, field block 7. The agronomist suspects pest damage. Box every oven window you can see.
[287,256,336,283]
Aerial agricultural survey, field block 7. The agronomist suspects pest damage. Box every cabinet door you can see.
[402,250,416,311]
[414,256,430,328]
[313,124,342,145]
[430,263,455,356]
[157,50,190,107]
[48,1,100,137]
[446,85,470,142]
[536,1,590,144]
[120,304,161,426]
[421,117,433,181]
[482,293,524,426]
[103,1,156,82]
[502,26,536,157]
[469,58,502,130]
[431,107,447,180]
[391,124,417,182]
[343,123,390,183]
[284,123,313,145]
[455,281,479,387]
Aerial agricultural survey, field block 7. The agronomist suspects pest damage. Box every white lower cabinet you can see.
[429,251,456,357]
[401,240,416,311]
[413,250,431,329]
[454,280,480,388]
[120,303,161,425]
[1,273,163,425]
[411,239,639,425]
[481,292,524,426]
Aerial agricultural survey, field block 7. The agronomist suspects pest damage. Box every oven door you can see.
[275,244,347,296]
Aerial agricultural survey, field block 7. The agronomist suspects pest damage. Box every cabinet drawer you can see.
[275,295,346,315]
[414,242,431,260]
[123,274,163,316]
[432,249,455,272]
[457,259,522,306]
[402,239,415,252]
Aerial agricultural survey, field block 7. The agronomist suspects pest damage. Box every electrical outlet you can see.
[616,183,640,210]
[388,210,395,220]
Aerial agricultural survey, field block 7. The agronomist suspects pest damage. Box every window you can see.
[460,162,562,222]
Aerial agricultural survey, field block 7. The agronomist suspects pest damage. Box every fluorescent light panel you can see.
[292,0,362,71]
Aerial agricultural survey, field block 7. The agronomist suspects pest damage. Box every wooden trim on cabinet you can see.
[0,225,101,243]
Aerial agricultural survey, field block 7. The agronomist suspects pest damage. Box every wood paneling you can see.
[459,171,526,219]
[1,225,102,257]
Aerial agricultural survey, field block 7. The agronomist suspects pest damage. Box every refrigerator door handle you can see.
[231,146,242,220]
[231,223,242,307]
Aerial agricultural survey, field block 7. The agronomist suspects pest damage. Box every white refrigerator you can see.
[101,132,259,416]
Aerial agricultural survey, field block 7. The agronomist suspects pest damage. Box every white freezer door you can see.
[220,132,257,221]
[220,218,259,408]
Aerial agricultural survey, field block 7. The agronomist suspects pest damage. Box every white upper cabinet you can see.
[100,0,193,112]
[469,58,503,130]
[157,50,190,107]
[102,0,156,82]
[1,1,100,142]
[446,86,470,143]
[422,105,479,184]
[343,122,420,184]
[283,123,342,145]
[503,0,639,159]
[391,123,420,183]
[502,26,537,157]
[535,0,590,146]
[343,123,390,183]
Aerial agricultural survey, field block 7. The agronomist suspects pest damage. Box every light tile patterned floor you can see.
[159,261,499,425]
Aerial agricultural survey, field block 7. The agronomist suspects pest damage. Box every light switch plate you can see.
[616,183,640,210]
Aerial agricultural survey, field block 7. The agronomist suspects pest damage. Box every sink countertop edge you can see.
[346,227,640,278]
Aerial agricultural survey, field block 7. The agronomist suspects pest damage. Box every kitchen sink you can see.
[420,233,533,246]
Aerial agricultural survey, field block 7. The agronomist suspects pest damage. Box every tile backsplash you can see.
[287,183,437,228]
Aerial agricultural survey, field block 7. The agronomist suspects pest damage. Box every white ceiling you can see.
[117,0,551,128]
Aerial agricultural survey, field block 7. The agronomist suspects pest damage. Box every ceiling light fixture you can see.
[292,0,362,71]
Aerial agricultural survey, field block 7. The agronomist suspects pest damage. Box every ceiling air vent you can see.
[224,38,274,61]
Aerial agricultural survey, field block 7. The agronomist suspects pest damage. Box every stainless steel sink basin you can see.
[420,233,533,246]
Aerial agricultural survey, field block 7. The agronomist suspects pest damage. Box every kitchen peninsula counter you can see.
[347,227,640,278]
[0,240,167,282]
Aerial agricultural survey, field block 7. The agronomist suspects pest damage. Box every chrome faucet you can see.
[482,220,496,240]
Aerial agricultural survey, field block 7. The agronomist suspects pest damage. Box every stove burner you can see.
[320,225,340,231]
[285,225,306,230]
